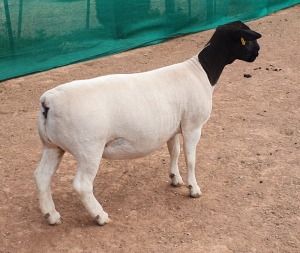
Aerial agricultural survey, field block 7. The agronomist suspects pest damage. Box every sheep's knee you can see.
[73,178,93,197]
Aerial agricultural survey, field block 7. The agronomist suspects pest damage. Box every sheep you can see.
[34,21,261,226]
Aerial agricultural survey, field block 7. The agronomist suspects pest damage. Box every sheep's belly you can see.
[102,137,163,160]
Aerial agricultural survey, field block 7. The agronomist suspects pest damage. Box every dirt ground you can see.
[1,5,299,253]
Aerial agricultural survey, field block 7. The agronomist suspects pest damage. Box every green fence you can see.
[0,0,299,81]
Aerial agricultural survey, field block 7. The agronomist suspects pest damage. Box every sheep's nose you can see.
[256,43,260,51]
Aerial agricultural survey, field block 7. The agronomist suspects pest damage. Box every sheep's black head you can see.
[198,21,262,86]
[214,21,262,63]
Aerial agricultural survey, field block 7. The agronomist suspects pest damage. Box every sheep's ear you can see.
[240,30,262,41]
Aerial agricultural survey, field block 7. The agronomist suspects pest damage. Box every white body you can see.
[35,56,214,225]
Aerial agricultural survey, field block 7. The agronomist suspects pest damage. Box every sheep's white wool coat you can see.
[39,56,213,159]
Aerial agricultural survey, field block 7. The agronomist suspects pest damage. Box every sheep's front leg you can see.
[34,146,65,225]
[167,134,184,186]
[73,148,110,226]
[182,128,202,198]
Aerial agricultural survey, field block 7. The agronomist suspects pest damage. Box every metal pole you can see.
[18,0,23,38]
[207,0,215,22]
[188,0,191,18]
[4,0,15,55]
[86,0,90,30]
[165,0,175,14]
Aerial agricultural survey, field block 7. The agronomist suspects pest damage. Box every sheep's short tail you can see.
[38,96,52,145]
[41,101,50,119]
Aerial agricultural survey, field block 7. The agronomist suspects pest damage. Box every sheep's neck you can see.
[198,43,233,86]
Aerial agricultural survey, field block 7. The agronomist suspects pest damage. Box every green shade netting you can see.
[0,0,299,81]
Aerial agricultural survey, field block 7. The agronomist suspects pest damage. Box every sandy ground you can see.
[1,5,299,253]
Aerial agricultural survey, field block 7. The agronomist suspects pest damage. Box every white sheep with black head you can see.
[34,21,261,225]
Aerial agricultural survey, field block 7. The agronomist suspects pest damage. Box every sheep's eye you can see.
[241,37,246,46]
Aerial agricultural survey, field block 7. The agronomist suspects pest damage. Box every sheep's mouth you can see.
[246,51,259,62]
[248,55,257,62]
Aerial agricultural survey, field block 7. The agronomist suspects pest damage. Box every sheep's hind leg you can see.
[73,146,110,226]
[34,145,65,225]
[167,134,184,187]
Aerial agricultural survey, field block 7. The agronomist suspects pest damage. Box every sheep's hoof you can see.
[50,217,63,225]
[95,214,111,226]
[171,181,185,187]
[190,192,202,198]
[189,185,202,198]
[45,211,63,225]
[170,174,184,187]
